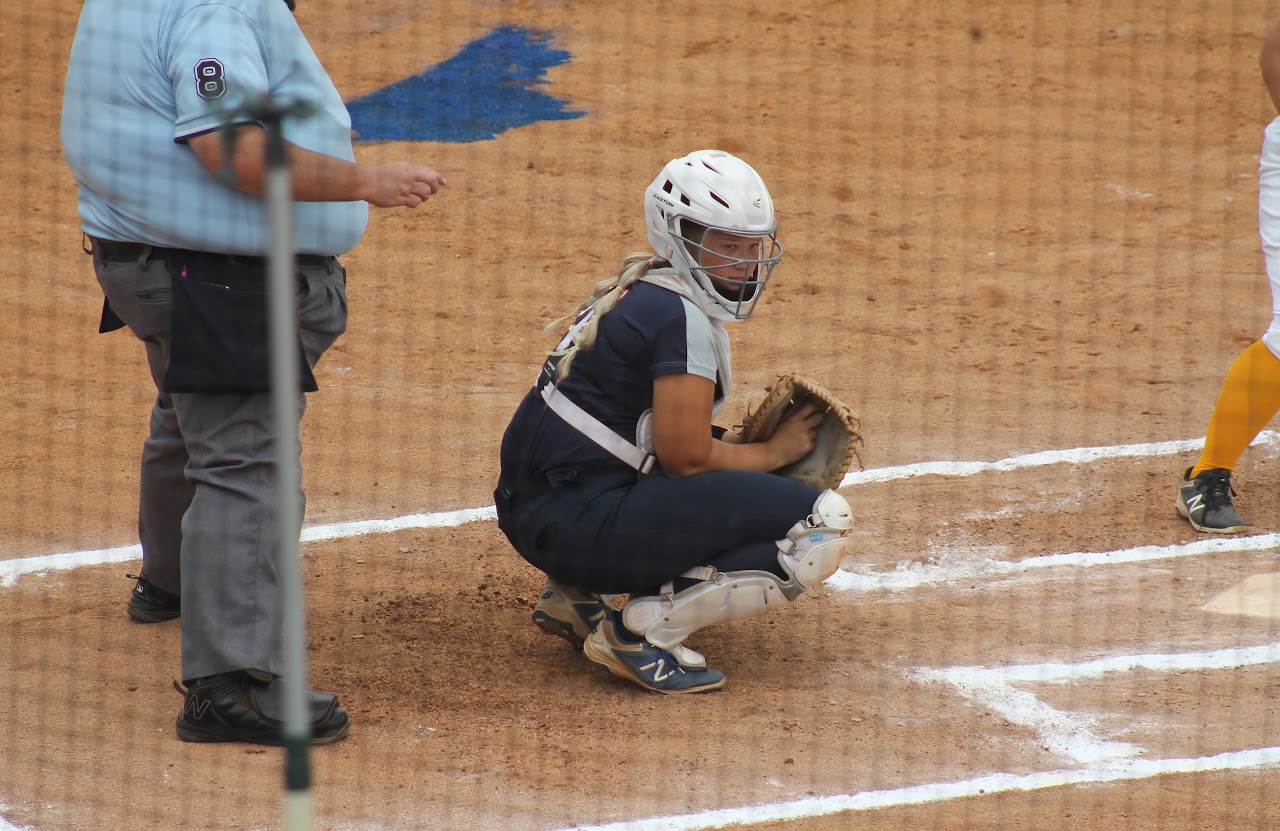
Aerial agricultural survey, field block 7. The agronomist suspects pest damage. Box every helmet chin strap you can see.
[688,261,760,321]
[707,272,757,303]
[686,268,749,322]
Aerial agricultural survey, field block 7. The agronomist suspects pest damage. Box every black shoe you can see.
[127,574,181,623]
[174,671,350,746]
[1176,467,1249,534]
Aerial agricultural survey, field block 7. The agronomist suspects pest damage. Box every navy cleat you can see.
[583,611,725,695]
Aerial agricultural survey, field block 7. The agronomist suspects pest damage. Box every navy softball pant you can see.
[496,466,820,595]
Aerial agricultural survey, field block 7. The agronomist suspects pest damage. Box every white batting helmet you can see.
[644,150,783,320]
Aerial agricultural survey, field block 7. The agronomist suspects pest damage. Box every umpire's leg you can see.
[175,258,347,681]
[93,249,190,596]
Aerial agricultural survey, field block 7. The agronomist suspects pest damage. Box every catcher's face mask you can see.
[676,222,782,318]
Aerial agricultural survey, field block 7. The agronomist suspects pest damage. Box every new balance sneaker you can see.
[583,611,725,695]
[174,671,350,746]
[127,574,181,623]
[1176,467,1248,533]
[531,578,606,646]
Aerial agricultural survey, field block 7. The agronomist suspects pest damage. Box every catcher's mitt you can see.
[739,373,863,490]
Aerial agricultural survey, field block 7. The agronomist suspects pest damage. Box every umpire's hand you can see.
[359,162,447,208]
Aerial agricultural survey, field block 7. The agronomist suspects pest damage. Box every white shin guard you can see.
[620,490,854,650]
[621,566,790,650]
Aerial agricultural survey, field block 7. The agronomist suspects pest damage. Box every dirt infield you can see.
[4,1,1280,829]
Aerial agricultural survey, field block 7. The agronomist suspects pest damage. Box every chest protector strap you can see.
[540,383,656,475]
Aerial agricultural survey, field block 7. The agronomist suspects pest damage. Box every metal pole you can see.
[261,111,313,831]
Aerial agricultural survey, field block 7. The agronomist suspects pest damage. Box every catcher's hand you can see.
[739,373,863,490]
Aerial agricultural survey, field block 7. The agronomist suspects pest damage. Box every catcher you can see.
[494,150,861,694]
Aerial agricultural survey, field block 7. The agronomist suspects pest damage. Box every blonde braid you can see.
[548,252,666,381]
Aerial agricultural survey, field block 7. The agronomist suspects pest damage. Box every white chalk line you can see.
[963,639,1280,683]
[836,431,1280,487]
[4,431,1273,586]
[827,533,1280,593]
[0,506,497,587]
[919,642,1280,766]
[548,746,1280,831]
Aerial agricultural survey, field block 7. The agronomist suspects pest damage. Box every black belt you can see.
[92,239,334,269]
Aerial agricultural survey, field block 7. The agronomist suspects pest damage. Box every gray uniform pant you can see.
[93,246,347,681]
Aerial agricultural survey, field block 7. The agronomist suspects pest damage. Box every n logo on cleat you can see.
[182,693,212,720]
[640,658,680,682]
[1186,494,1205,516]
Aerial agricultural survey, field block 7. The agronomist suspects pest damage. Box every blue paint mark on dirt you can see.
[347,26,584,143]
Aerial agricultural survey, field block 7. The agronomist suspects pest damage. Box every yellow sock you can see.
[1192,339,1280,477]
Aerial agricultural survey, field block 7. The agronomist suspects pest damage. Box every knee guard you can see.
[776,489,853,600]
[621,565,790,651]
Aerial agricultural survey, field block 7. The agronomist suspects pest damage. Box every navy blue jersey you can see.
[501,278,729,485]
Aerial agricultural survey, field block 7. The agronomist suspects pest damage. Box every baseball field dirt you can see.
[3,1,1280,829]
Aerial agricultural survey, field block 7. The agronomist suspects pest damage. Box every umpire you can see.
[60,0,445,745]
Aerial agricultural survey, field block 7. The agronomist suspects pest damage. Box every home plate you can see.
[1202,572,1280,619]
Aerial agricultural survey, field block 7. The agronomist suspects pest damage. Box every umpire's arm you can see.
[186,125,446,208]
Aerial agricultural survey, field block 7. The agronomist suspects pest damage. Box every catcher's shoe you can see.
[174,671,350,746]
[531,578,606,646]
[127,574,181,623]
[1176,467,1248,534]
[583,611,725,695]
